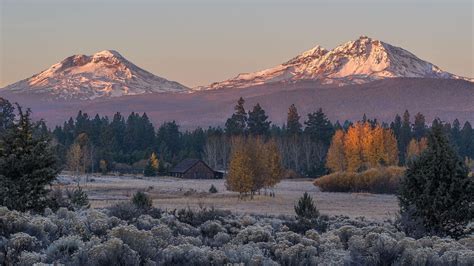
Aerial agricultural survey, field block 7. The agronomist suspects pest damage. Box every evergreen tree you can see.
[412,112,426,140]
[399,110,412,164]
[398,123,474,238]
[144,152,159,177]
[460,122,474,159]
[294,192,319,220]
[156,121,181,162]
[0,97,15,134]
[451,119,462,152]
[225,97,247,135]
[247,103,271,136]
[0,105,59,211]
[286,104,302,135]
[304,108,334,146]
[108,112,126,158]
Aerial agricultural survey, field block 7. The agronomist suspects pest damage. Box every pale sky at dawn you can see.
[0,0,472,88]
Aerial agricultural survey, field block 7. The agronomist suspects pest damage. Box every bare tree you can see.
[203,136,219,169]
[288,135,301,172]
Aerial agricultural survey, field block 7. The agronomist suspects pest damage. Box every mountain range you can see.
[1,36,473,127]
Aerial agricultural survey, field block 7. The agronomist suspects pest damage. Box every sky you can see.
[0,0,472,88]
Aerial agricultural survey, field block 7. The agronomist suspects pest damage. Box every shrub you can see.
[314,166,405,194]
[209,184,218,193]
[82,238,140,266]
[66,186,90,210]
[108,202,141,221]
[132,191,153,210]
[45,235,84,263]
[200,220,226,238]
[47,188,69,211]
[109,225,157,261]
[175,207,231,227]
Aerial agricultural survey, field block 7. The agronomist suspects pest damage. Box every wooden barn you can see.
[169,159,221,179]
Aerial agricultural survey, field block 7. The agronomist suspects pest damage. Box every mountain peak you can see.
[93,49,123,58]
[1,50,190,100]
[301,45,328,57]
[201,37,470,90]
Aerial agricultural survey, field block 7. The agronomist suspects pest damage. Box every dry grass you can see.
[56,174,399,221]
[314,167,405,194]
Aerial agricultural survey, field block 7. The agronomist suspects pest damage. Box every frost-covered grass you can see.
[0,206,472,265]
[58,174,398,220]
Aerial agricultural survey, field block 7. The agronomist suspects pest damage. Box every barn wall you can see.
[183,161,215,179]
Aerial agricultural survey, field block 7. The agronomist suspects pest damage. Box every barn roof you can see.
[170,158,211,173]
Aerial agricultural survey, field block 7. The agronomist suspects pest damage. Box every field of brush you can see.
[56,174,398,221]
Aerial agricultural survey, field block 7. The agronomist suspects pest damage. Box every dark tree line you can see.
[3,97,473,176]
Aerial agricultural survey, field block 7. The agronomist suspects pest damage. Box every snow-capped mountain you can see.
[201,36,471,90]
[1,50,190,100]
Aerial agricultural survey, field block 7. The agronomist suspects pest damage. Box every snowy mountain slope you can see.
[200,36,471,90]
[1,50,190,100]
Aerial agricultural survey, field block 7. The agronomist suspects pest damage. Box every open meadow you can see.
[57,174,399,221]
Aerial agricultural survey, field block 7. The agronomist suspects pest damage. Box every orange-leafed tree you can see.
[326,130,346,172]
[326,122,399,173]
[406,137,428,161]
[344,123,365,172]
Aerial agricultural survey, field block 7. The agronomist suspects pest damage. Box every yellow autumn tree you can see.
[326,130,346,172]
[344,122,364,172]
[406,137,428,161]
[262,139,284,189]
[383,129,399,166]
[226,145,255,198]
[326,122,399,173]
[226,137,284,198]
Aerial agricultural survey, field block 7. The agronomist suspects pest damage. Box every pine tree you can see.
[247,103,271,136]
[294,192,319,219]
[451,119,462,152]
[390,114,402,141]
[225,97,248,135]
[460,122,474,159]
[286,104,302,135]
[304,108,334,146]
[398,123,474,238]
[399,110,412,164]
[144,152,159,177]
[0,105,59,211]
[0,97,15,134]
[413,112,427,140]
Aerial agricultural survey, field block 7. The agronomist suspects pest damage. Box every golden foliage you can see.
[314,166,405,194]
[326,122,399,173]
[326,130,346,172]
[149,152,159,170]
[406,137,428,161]
[226,145,255,196]
[226,137,284,197]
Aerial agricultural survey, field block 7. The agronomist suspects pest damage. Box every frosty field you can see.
[58,175,399,221]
